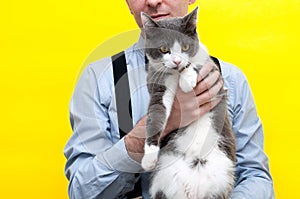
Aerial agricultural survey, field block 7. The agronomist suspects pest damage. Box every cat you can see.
[140,7,236,199]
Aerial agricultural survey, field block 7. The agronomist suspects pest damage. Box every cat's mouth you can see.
[176,63,191,73]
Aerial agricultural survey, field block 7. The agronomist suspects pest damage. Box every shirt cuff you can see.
[96,137,144,173]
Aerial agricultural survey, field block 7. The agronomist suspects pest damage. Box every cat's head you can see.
[142,7,201,71]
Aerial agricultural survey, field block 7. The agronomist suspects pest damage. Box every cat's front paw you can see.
[179,69,197,93]
[141,144,159,171]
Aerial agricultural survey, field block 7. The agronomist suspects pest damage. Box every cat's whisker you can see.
[148,66,167,92]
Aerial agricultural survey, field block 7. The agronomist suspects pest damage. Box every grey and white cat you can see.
[141,8,236,199]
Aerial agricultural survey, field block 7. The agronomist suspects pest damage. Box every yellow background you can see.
[0,0,299,198]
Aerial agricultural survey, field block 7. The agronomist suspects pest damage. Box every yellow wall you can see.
[0,0,299,198]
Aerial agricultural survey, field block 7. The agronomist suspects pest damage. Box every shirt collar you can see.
[134,34,145,58]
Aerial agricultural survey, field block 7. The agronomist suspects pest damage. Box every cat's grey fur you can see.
[141,8,236,199]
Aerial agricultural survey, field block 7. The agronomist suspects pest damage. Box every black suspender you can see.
[111,51,221,198]
[112,51,142,198]
[112,51,133,139]
[210,56,221,73]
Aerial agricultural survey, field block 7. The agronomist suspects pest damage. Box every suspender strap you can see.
[112,51,133,139]
[210,55,221,73]
[112,51,142,198]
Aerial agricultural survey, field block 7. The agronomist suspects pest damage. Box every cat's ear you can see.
[141,12,159,28]
[183,7,198,34]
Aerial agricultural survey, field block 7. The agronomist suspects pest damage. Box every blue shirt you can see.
[64,37,274,199]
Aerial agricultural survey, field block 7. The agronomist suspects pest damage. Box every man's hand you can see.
[125,116,147,162]
[161,61,223,139]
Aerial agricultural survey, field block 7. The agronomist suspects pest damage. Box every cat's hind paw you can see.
[141,144,159,171]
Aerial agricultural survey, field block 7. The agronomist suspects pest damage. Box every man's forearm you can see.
[125,132,145,162]
[124,117,147,162]
[230,177,274,199]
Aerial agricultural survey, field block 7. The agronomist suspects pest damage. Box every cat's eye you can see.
[160,46,169,53]
[182,44,190,51]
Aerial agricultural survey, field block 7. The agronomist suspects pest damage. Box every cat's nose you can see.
[173,60,181,66]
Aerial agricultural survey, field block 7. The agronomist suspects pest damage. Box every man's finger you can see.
[194,69,220,95]
[197,61,215,82]
[196,78,223,106]
[195,96,222,118]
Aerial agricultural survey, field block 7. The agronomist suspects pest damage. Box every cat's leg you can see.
[142,76,178,171]
[179,66,198,93]
[141,92,167,170]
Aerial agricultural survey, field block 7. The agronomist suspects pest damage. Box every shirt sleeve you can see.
[64,61,143,199]
[226,66,275,199]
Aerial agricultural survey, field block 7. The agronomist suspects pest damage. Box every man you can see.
[64,0,274,198]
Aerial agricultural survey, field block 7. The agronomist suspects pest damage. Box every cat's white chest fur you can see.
[150,113,235,199]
